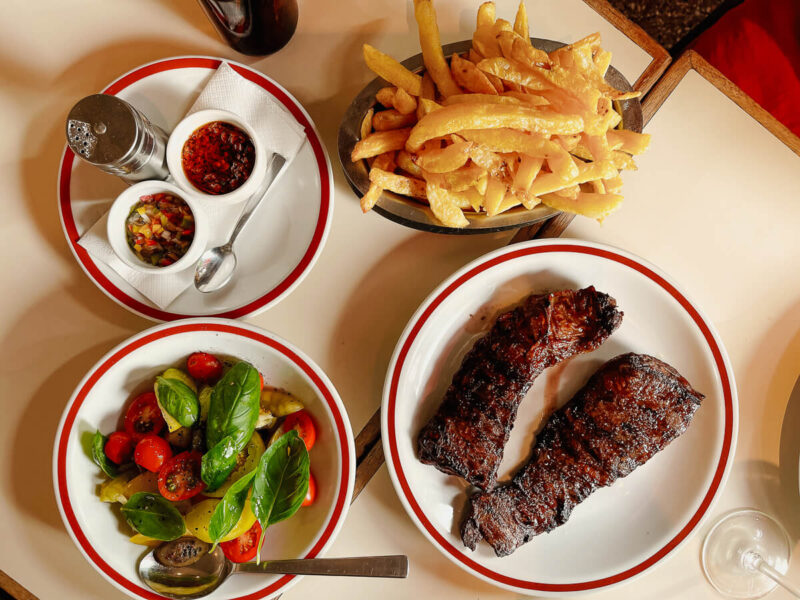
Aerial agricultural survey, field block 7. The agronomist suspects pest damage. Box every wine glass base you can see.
[702,509,792,599]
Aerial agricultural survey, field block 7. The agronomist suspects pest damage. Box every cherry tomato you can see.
[104,431,134,465]
[158,451,206,501]
[124,392,166,441]
[134,434,172,473]
[280,410,316,451]
[258,372,264,390]
[220,520,262,563]
[302,472,317,507]
[186,352,223,383]
[103,431,133,465]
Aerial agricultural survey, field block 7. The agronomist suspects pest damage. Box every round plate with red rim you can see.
[58,56,333,322]
[53,318,355,600]
[382,239,737,595]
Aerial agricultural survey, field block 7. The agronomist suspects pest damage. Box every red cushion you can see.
[693,0,800,137]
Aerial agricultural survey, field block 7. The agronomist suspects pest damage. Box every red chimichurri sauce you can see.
[126,193,195,267]
[181,121,255,195]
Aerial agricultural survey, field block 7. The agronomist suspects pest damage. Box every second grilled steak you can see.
[417,287,623,491]
[461,353,705,556]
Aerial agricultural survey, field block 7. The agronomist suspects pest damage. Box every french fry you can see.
[483,176,507,216]
[396,150,424,177]
[370,168,427,199]
[360,108,374,140]
[468,144,506,175]
[413,0,461,97]
[459,127,565,159]
[415,140,472,173]
[607,129,651,155]
[376,87,397,107]
[394,88,418,115]
[603,175,623,194]
[426,181,470,227]
[451,54,498,95]
[541,190,623,219]
[373,109,417,131]
[513,0,529,43]
[418,98,443,116]
[594,49,612,77]
[351,127,412,161]
[372,151,397,172]
[497,190,524,213]
[502,91,549,106]
[477,1,495,27]
[423,163,486,192]
[477,57,549,91]
[546,152,579,180]
[513,155,543,193]
[553,184,579,199]
[361,182,383,212]
[406,103,583,150]
[473,24,501,58]
[530,160,617,195]
[445,93,523,105]
[417,71,436,121]
[363,44,423,96]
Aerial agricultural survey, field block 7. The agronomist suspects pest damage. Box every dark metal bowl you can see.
[337,39,643,235]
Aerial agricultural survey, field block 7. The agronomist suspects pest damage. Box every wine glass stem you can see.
[750,553,800,598]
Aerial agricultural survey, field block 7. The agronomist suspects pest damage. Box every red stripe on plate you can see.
[56,322,350,600]
[386,243,734,592]
[58,57,331,321]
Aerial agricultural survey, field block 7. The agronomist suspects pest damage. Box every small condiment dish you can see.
[166,108,266,205]
[107,180,207,275]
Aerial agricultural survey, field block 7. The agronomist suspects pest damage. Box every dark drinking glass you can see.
[198,0,299,56]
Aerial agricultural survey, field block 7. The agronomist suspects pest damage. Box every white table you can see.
[7,2,797,599]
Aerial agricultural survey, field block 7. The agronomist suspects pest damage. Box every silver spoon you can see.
[194,153,287,293]
[139,545,409,599]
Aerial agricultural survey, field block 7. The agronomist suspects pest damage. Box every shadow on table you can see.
[777,375,800,542]
[0,285,139,533]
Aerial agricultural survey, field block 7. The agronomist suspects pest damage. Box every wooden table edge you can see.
[582,0,671,94]
[642,50,800,157]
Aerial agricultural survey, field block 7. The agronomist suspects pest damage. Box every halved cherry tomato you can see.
[104,431,134,465]
[302,472,317,507]
[258,372,264,390]
[134,434,172,473]
[220,520,262,563]
[124,392,166,441]
[280,410,316,451]
[186,352,223,383]
[158,451,206,501]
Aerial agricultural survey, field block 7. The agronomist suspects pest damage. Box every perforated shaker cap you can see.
[66,94,140,166]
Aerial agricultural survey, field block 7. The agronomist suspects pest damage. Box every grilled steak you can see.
[461,353,704,556]
[417,287,623,491]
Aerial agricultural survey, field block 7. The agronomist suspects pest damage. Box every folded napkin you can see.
[78,62,307,310]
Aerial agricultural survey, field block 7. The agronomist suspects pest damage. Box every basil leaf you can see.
[206,362,261,450]
[121,492,185,541]
[91,430,117,478]
[155,376,199,428]
[201,435,239,492]
[250,430,309,560]
[208,469,257,544]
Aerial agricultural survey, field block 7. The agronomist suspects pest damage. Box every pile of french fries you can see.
[350,0,651,228]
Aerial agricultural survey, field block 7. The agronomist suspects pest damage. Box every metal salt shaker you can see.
[66,94,170,183]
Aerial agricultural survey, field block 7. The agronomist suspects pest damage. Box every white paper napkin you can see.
[78,62,307,310]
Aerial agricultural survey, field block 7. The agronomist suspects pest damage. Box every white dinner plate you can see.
[53,319,355,600]
[382,239,737,595]
[58,56,333,321]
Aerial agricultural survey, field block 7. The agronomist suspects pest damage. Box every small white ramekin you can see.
[166,108,265,205]
[107,180,207,275]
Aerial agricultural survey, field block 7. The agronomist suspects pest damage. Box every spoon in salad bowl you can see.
[194,153,286,294]
[138,540,409,599]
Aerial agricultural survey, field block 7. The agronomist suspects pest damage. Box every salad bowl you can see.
[53,318,355,600]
